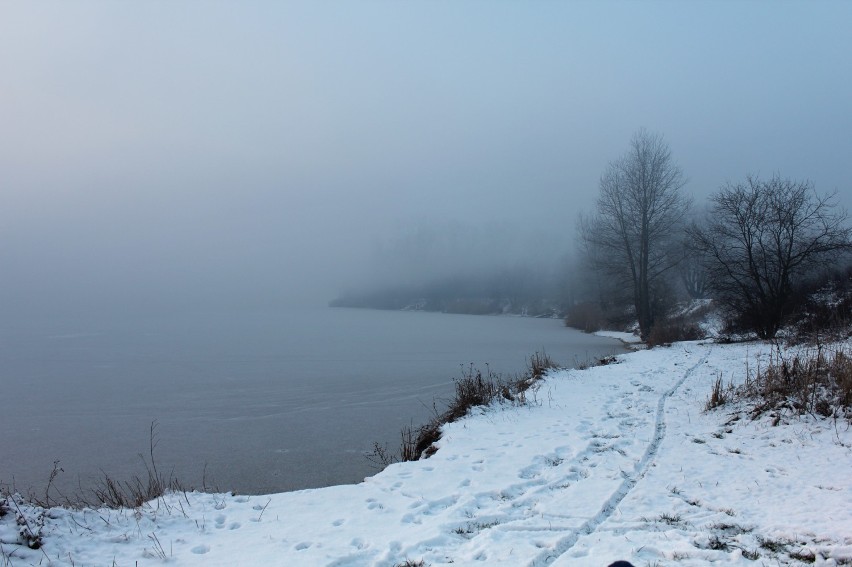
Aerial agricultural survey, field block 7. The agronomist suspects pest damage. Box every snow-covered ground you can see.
[3,340,851,566]
[594,330,644,346]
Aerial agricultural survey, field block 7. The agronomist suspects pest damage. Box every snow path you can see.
[529,347,711,566]
[3,341,851,566]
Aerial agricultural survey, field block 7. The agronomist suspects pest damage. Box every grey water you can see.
[0,307,625,498]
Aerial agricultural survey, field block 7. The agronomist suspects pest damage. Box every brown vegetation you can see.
[372,352,559,466]
[646,315,703,348]
[708,344,852,421]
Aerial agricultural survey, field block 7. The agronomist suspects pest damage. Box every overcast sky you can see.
[1,1,850,314]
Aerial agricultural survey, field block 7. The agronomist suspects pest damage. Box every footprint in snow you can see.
[422,495,458,515]
[498,485,525,500]
[191,544,210,554]
[518,467,539,480]
[350,538,369,550]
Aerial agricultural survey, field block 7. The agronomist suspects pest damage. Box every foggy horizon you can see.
[2,1,851,317]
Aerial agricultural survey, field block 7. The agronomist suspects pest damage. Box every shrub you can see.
[791,270,852,343]
[565,302,607,333]
[646,316,703,348]
[527,350,558,380]
[388,352,557,462]
[728,345,852,420]
[400,365,505,462]
[444,365,502,422]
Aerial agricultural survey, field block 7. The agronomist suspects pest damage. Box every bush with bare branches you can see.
[689,175,852,339]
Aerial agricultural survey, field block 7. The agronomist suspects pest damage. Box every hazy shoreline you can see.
[1,307,625,500]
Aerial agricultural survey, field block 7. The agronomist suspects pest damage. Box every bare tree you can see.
[677,208,711,300]
[680,255,709,299]
[581,129,690,338]
[689,175,852,339]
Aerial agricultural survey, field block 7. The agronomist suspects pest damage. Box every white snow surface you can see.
[3,341,851,566]
[594,330,644,345]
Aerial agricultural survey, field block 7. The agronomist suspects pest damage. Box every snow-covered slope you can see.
[3,341,850,566]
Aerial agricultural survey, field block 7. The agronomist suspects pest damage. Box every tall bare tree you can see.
[581,129,690,338]
[679,257,708,299]
[689,175,852,339]
[679,211,711,299]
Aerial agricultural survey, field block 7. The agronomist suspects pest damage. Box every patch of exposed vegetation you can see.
[705,373,733,411]
[646,313,705,348]
[4,422,187,512]
[371,352,559,465]
[704,340,852,422]
[746,345,852,420]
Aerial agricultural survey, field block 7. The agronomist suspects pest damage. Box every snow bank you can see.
[594,330,644,346]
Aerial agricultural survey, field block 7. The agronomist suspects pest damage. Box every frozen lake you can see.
[0,307,625,497]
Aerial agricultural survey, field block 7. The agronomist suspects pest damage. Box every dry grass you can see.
[705,373,732,411]
[15,421,186,510]
[752,345,851,418]
[712,344,852,420]
[89,422,184,509]
[373,352,559,464]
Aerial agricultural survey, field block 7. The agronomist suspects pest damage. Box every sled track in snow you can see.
[527,347,711,567]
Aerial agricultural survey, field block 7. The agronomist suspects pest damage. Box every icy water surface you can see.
[0,307,624,496]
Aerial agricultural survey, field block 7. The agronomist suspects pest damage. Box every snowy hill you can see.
[3,340,850,566]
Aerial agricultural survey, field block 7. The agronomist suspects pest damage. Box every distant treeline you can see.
[330,267,567,317]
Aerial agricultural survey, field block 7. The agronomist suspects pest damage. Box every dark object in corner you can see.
[608,562,636,567]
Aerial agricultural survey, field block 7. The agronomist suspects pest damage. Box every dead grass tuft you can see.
[373,352,559,464]
[749,345,851,419]
[705,373,733,411]
[719,344,852,421]
[23,421,186,510]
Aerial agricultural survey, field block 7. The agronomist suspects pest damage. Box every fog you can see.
[2,1,851,316]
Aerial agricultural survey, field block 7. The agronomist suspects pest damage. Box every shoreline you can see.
[5,339,850,566]
[0,309,625,502]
